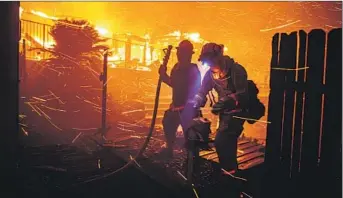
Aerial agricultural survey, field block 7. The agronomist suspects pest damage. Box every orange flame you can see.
[30,9,58,20]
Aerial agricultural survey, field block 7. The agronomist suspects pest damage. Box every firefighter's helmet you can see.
[198,43,224,64]
[176,40,194,53]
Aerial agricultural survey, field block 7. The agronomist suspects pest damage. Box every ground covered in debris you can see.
[16,122,264,198]
[15,144,180,198]
[103,123,265,197]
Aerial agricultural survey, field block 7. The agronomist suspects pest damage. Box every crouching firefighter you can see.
[192,43,249,174]
[159,40,202,158]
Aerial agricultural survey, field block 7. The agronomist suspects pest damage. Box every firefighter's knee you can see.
[214,130,227,150]
[162,110,172,127]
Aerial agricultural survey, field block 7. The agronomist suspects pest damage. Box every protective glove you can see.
[191,95,206,109]
[158,65,167,76]
[211,96,237,115]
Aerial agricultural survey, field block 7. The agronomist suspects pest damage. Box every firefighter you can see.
[158,40,201,158]
[193,42,249,175]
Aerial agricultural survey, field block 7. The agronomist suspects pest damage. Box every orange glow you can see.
[108,54,120,62]
[109,63,116,68]
[144,34,150,40]
[35,55,42,61]
[95,26,109,36]
[136,66,151,72]
[18,2,341,141]
[167,30,181,37]
[30,9,58,20]
[20,7,24,18]
[184,32,201,43]
[33,36,55,48]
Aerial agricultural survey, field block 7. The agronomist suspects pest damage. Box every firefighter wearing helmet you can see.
[193,42,249,177]
[158,40,202,158]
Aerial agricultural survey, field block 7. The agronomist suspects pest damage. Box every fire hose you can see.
[76,45,173,185]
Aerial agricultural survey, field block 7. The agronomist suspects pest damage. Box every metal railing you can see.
[19,19,170,69]
[20,19,53,60]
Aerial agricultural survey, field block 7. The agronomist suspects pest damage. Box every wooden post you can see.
[0,2,20,195]
[101,52,108,138]
[279,31,297,183]
[125,36,132,68]
[150,46,154,63]
[263,33,287,197]
[291,30,307,186]
[264,35,283,163]
[300,29,326,197]
[22,39,27,82]
[112,34,118,54]
[43,24,46,48]
[143,42,147,65]
[319,28,342,197]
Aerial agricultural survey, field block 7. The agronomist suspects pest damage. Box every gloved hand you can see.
[158,65,167,76]
[211,96,236,115]
[190,95,206,109]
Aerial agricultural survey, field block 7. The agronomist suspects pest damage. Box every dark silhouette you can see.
[158,40,201,157]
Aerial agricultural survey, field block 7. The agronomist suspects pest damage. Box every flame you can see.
[33,36,55,48]
[136,66,151,72]
[145,45,152,65]
[20,7,24,18]
[35,55,42,61]
[95,27,109,36]
[167,30,181,37]
[108,54,120,61]
[144,34,150,40]
[109,63,116,68]
[30,9,58,20]
[184,32,201,43]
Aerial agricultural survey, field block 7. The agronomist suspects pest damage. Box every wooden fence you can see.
[263,28,342,198]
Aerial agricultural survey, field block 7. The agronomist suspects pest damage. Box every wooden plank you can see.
[199,150,216,157]
[264,33,284,170]
[239,157,265,170]
[238,145,264,157]
[237,152,264,164]
[200,143,264,158]
[319,28,342,197]
[212,157,220,163]
[291,30,307,179]
[238,142,258,150]
[238,139,251,145]
[206,153,219,160]
[300,29,326,191]
[280,31,297,180]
